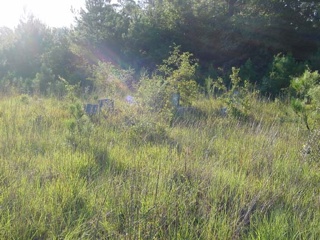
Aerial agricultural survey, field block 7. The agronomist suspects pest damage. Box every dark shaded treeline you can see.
[0,0,320,96]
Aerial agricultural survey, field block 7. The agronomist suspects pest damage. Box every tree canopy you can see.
[0,0,319,96]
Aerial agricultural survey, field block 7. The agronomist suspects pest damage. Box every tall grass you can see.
[0,94,319,239]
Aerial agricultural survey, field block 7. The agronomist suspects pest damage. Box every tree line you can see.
[0,0,320,97]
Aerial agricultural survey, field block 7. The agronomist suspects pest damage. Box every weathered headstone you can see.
[84,98,115,116]
[172,93,180,108]
[84,104,99,115]
[98,98,114,112]
[220,107,228,117]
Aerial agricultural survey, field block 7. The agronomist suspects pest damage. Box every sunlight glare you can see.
[0,0,84,29]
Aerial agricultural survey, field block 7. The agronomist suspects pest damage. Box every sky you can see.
[0,0,86,29]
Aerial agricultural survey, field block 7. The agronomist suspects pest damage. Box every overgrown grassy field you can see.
[0,94,319,239]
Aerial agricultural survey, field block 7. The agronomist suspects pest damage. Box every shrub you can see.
[34,64,55,95]
[138,45,199,123]
[90,61,134,98]
[214,67,259,120]
[157,45,199,108]
[239,59,257,83]
[290,68,320,100]
[290,69,320,130]
[261,53,305,97]
[137,74,167,113]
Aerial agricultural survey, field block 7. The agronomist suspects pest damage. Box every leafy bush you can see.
[90,61,134,98]
[138,46,199,123]
[157,45,199,107]
[290,69,320,130]
[34,64,55,95]
[214,67,259,120]
[239,59,257,83]
[261,53,305,97]
[137,74,167,113]
[309,85,320,106]
[290,68,320,100]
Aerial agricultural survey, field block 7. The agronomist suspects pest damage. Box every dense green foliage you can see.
[290,68,320,130]
[1,0,320,96]
[0,1,320,238]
